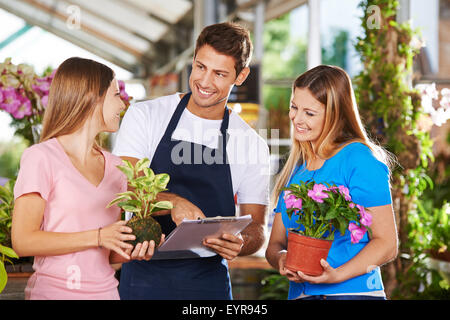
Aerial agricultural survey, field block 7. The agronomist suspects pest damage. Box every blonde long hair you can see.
[272,65,392,207]
[40,57,115,148]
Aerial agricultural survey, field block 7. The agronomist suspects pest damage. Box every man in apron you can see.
[113,22,270,299]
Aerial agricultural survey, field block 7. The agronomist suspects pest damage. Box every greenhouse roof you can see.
[0,0,306,77]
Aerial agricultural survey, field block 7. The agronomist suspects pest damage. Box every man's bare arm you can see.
[238,203,267,256]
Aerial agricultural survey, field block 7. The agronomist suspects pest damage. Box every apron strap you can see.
[160,92,191,143]
[162,92,231,154]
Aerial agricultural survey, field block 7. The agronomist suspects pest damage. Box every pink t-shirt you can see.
[14,138,127,300]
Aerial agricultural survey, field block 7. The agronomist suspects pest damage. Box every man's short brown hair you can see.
[194,22,253,77]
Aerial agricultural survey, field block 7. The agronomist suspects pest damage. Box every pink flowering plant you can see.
[283,181,373,243]
[0,58,132,143]
[0,58,51,142]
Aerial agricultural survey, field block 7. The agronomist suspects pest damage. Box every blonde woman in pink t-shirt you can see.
[11,57,160,300]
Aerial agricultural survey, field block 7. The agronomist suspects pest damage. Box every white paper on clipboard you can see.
[153,215,252,260]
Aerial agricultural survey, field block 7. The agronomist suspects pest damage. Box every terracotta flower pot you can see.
[285,230,333,276]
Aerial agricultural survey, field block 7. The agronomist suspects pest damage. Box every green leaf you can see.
[106,196,129,208]
[135,158,151,173]
[143,167,155,180]
[4,179,15,193]
[0,245,18,259]
[116,165,134,180]
[336,196,342,208]
[119,205,141,213]
[118,200,141,208]
[366,227,373,239]
[0,261,7,293]
[153,201,173,210]
[115,191,137,200]
[155,174,170,189]
[0,185,12,204]
[122,159,134,169]
[325,209,338,220]
[336,216,347,236]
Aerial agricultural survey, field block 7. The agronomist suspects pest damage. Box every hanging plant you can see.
[353,0,436,298]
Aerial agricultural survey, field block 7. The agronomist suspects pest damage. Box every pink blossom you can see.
[118,79,125,91]
[441,88,450,99]
[32,78,51,96]
[284,190,303,209]
[431,107,450,127]
[440,96,450,110]
[338,185,351,201]
[0,88,21,113]
[41,94,48,107]
[120,91,130,102]
[307,183,329,203]
[349,202,356,208]
[12,94,32,119]
[328,186,339,193]
[348,223,366,244]
[118,80,130,102]
[418,83,439,100]
[357,204,372,227]
[0,89,3,103]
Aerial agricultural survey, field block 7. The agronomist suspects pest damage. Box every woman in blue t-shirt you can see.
[265,65,398,300]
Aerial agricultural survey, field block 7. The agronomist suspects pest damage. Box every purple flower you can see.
[41,94,48,107]
[349,202,356,209]
[329,186,339,193]
[338,185,352,201]
[11,94,32,119]
[284,190,303,209]
[0,88,21,113]
[307,183,329,203]
[348,223,366,244]
[357,204,372,227]
[32,78,51,96]
[118,79,125,91]
[120,91,130,101]
[118,80,130,102]
[0,89,3,104]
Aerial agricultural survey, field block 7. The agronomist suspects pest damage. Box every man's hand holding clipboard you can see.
[154,215,252,260]
[202,223,245,261]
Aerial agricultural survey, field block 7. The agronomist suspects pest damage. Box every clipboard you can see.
[152,215,252,260]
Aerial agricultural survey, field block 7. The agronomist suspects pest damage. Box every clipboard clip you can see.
[198,216,237,223]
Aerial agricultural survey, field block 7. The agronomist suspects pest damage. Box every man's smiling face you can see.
[189,44,239,110]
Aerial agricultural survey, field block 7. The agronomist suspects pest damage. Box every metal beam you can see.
[265,0,307,21]
[254,0,267,130]
[123,0,193,24]
[20,0,154,58]
[397,0,411,23]
[62,0,154,45]
[307,0,321,69]
[0,0,146,75]
[235,0,307,22]
[0,23,33,50]
[66,0,168,43]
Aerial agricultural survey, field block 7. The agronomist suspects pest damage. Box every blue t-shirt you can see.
[274,142,392,299]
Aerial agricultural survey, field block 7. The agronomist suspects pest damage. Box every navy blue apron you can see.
[119,93,236,300]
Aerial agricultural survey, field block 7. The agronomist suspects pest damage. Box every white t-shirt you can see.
[112,93,270,206]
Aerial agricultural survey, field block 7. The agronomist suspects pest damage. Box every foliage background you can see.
[260,0,449,300]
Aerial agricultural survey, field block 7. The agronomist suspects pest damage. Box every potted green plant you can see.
[0,243,18,293]
[0,179,18,293]
[425,202,450,263]
[0,179,15,249]
[283,181,373,276]
[107,158,173,246]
